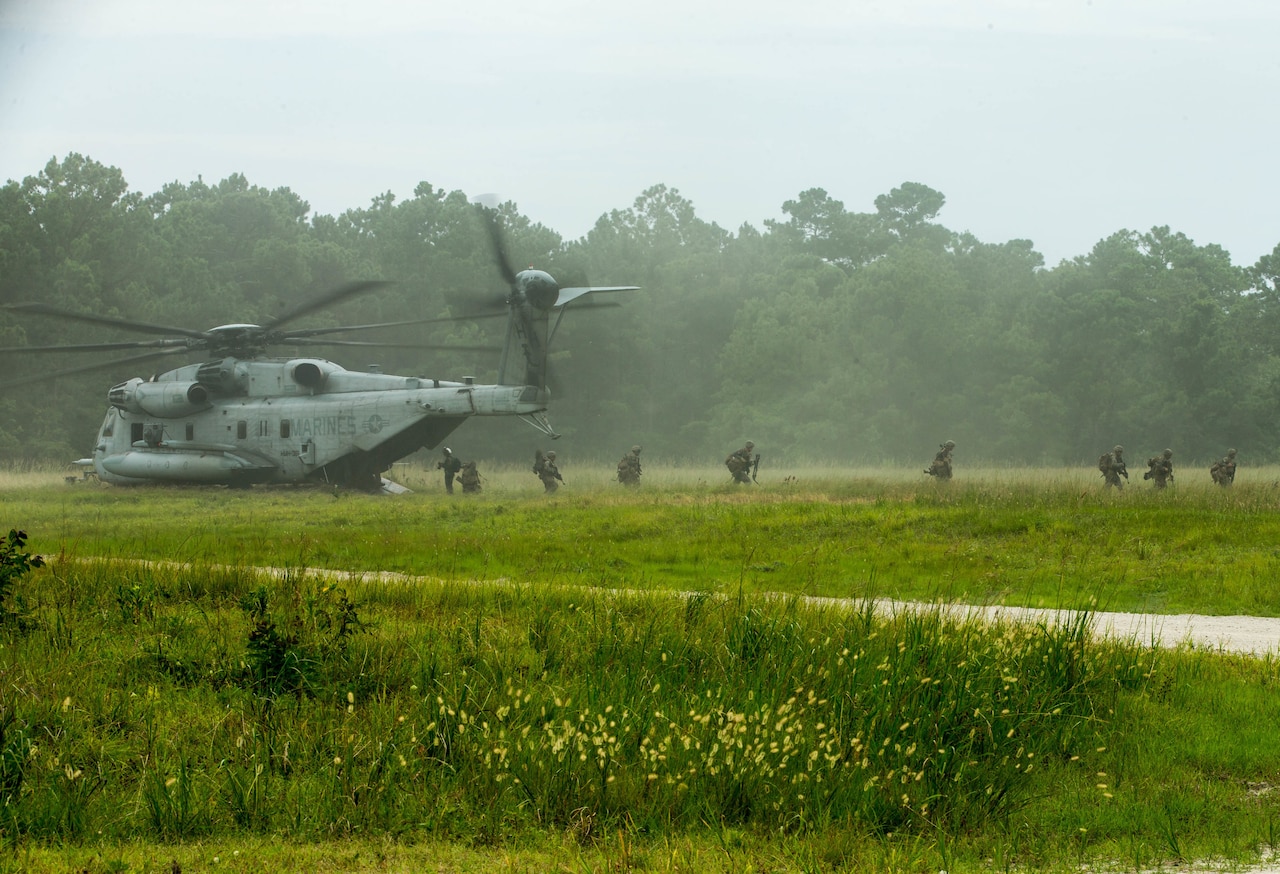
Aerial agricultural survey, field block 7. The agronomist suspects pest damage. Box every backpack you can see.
[1098,453,1110,473]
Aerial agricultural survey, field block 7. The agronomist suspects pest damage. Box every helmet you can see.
[546,450,556,459]
[1163,448,1172,458]
[944,440,955,449]
[631,445,642,454]
[443,447,452,454]
[1228,448,1237,457]
[1114,445,1124,454]
[745,441,755,450]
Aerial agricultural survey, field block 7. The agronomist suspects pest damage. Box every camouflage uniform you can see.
[534,449,563,493]
[725,441,756,485]
[459,461,481,493]
[617,445,642,486]
[437,447,462,494]
[924,440,955,481]
[1144,448,1174,489]
[1210,448,1237,486]
[1099,445,1128,489]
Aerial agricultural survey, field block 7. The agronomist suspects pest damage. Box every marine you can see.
[437,447,463,494]
[534,449,564,493]
[1098,444,1128,489]
[924,440,955,481]
[1210,448,1237,486]
[617,445,642,486]
[459,460,482,493]
[1143,448,1174,489]
[725,441,757,484]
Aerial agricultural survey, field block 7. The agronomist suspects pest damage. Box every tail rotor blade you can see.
[476,205,519,290]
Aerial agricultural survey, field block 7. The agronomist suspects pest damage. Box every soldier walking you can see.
[1210,449,1238,486]
[534,449,564,493]
[617,445,642,486]
[924,440,955,481]
[1099,445,1128,489]
[1144,448,1174,489]
[459,460,482,493]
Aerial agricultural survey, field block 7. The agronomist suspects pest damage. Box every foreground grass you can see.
[1,558,1279,873]
[5,463,1280,616]
[5,466,1280,872]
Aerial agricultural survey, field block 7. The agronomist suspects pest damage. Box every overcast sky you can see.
[1,0,1277,266]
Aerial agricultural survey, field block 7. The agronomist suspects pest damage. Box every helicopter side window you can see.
[280,420,291,439]
[236,421,247,440]
[132,423,144,444]
[185,423,194,441]
[258,420,270,438]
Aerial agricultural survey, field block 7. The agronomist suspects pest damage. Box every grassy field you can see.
[2,464,1280,872]
[6,462,1280,617]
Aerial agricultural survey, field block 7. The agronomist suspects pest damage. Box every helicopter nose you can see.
[517,270,560,310]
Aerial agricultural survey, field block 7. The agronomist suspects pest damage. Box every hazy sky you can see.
[2,0,1277,266]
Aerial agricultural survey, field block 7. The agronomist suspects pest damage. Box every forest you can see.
[2,152,1279,468]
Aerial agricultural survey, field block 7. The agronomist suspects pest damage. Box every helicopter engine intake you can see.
[292,360,330,388]
[108,378,212,418]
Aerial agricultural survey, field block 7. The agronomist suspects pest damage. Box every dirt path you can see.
[95,558,1280,657]
[866,599,1280,656]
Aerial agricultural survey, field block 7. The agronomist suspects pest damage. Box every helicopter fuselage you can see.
[86,356,552,489]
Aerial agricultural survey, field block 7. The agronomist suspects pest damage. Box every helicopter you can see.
[0,209,638,491]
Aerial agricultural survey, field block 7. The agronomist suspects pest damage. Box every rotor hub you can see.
[516,270,560,310]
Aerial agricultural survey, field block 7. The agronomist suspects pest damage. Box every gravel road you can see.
[868,600,1280,656]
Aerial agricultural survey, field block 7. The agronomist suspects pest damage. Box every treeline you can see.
[2,154,1279,467]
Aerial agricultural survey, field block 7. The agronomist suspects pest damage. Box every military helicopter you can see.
[0,209,638,491]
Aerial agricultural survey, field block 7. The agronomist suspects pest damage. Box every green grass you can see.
[4,465,1280,872]
[6,463,1280,616]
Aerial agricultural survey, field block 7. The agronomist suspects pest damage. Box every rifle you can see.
[751,453,761,483]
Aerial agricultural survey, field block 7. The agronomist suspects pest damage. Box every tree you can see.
[874,182,949,249]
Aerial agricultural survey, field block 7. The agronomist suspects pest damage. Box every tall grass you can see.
[0,557,1138,848]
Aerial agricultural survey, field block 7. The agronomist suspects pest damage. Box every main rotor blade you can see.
[0,338,192,354]
[477,206,519,289]
[285,338,499,352]
[279,310,508,340]
[260,280,394,332]
[14,347,189,385]
[1,302,209,340]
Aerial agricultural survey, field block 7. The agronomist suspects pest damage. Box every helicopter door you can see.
[301,440,316,465]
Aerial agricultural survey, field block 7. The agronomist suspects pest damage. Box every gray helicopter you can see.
[1,210,637,491]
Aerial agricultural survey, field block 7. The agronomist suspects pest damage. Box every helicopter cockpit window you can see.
[236,421,247,440]
[280,420,291,439]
